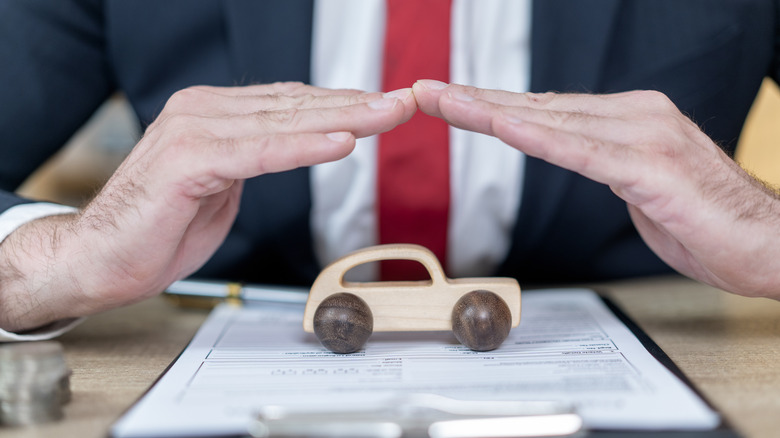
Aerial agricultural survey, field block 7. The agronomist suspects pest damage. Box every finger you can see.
[216,131,356,178]
[192,82,365,98]
[202,92,389,118]
[184,89,416,139]
[490,115,641,189]
[236,89,415,116]
[433,90,649,147]
[239,91,386,112]
[412,80,450,118]
[167,132,357,198]
[415,80,570,118]
[162,86,398,118]
[415,80,652,120]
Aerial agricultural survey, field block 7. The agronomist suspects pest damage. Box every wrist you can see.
[0,213,87,332]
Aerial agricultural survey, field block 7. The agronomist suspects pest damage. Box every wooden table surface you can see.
[1,275,778,438]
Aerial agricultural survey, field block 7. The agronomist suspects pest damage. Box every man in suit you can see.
[1,0,779,338]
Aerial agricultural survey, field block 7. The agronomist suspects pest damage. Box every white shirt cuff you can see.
[0,202,84,341]
[0,318,84,342]
[0,202,79,243]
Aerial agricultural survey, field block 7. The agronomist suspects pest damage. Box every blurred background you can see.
[15,79,780,206]
[16,94,140,207]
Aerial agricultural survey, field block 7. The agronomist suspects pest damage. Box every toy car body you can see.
[303,244,521,333]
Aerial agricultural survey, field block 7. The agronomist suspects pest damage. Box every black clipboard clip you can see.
[248,394,583,438]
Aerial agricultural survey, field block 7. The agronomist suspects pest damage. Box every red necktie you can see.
[378,0,451,280]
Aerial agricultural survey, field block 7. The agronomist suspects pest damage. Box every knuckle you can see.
[155,114,208,153]
[258,93,315,111]
[252,135,297,175]
[164,87,207,113]
[254,107,300,129]
[527,91,558,105]
[545,109,570,125]
[350,92,382,107]
[213,136,239,157]
[649,141,679,162]
[457,84,484,100]
[269,81,307,95]
[581,135,603,156]
[647,112,686,139]
[294,93,318,108]
[258,93,286,109]
[545,108,587,126]
[634,89,678,112]
[635,113,686,159]
[577,136,609,174]
[160,113,196,133]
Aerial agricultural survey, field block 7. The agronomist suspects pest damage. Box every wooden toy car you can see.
[303,244,521,353]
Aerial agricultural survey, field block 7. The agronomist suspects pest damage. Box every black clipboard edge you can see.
[590,293,741,438]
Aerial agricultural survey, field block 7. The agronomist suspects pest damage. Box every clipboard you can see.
[112,287,741,438]
[591,296,740,438]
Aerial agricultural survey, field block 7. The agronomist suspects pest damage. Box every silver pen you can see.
[164,279,309,308]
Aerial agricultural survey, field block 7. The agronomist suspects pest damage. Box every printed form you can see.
[112,289,720,437]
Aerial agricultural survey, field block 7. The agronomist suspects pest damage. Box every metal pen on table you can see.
[164,279,309,308]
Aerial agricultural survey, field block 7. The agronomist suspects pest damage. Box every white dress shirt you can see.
[0,0,532,339]
[311,0,530,280]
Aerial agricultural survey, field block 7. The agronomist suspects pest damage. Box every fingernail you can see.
[416,79,448,90]
[326,132,352,141]
[368,96,398,110]
[383,88,412,100]
[449,90,474,102]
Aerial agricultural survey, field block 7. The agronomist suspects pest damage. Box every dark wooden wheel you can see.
[451,290,512,351]
[313,293,374,354]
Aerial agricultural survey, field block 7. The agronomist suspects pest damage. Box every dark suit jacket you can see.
[0,0,777,285]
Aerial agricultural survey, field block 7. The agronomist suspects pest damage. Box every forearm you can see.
[0,213,89,332]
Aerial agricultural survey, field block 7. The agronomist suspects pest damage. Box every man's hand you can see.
[0,83,416,332]
[414,80,780,299]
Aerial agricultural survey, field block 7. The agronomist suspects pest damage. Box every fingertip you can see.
[413,80,449,118]
[383,88,413,101]
[413,80,449,104]
[383,88,417,122]
[399,98,417,124]
[415,79,449,91]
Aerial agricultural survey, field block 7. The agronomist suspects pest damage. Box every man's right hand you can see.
[0,83,416,333]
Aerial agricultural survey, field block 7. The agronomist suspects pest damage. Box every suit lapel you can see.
[501,0,621,272]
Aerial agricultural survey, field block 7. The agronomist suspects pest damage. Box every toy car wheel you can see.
[313,292,374,354]
[451,290,512,351]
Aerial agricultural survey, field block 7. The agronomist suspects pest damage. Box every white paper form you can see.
[111,288,720,437]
